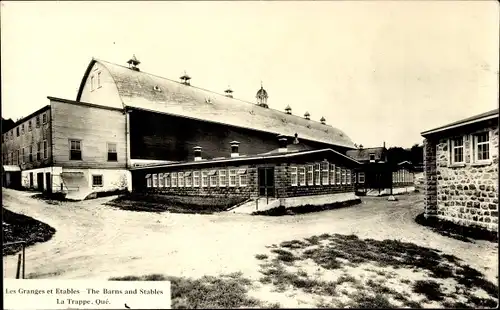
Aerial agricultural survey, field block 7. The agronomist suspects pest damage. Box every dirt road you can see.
[2,188,497,283]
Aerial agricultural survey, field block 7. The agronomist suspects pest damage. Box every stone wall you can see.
[425,123,499,231]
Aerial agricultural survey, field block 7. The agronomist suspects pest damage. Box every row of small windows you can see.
[2,112,49,143]
[393,170,413,183]
[2,141,49,165]
[146,168,248,188]
[290,162,362,186]
[90,71,102,91]
[68,139,117,161]
[450,132,490,165]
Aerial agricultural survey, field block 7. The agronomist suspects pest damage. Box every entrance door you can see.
[258,167,275,198]
[37,173,44,191]
[45,173,52,193]
[29,172,34,188]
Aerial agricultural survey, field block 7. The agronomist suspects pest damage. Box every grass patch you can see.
[2,207,56,256]
[109,273,261,309]
[106,193,248,214]
[415,212,498,243]
[252,199,361,216]
[258,233,499,308]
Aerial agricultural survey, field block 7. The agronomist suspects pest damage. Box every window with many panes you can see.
[36,116,40,128]
[336,167,341,184]
[314,163,321,185]
[321,162,329,185]
[193,171,200,187]
[28,121,32,131]
[178,172,185,187]
[450,137,464,164]
[97,72,102,88]
[146,175,152,188]
[107,143,117,161]
[239,170,247,187]
[341,169,347,184]
[165,173,171,187]
[210,172,218,187]
[202,171,208,187]
[347,169,351,184]
[171,172,177,187]
[29,145,33,162]
[158,173,164,187]
[229,169,237,187]
[16,127,19,136]
[152,174,158,187]
[299,167,306,186]
[358,172,365,183]
[69,139,82,160]
[43,140,48,159]
[21,124,25,134]
[291,166,298,186]
[37,142,41,161]
[219,170,227,187]
[473,132,490,162]
[329,164,335,185]
[93,175,103,187]
[42,113,47,124]
[307,165,314,185]
[185,172,192,187]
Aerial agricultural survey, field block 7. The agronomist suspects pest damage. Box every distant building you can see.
[346,146,415,196]
[421,109,499,232]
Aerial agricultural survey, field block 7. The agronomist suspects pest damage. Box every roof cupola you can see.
[256,81,269,108]
[127,54,141,71]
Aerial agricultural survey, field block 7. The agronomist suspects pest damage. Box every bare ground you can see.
[2,188,498,308]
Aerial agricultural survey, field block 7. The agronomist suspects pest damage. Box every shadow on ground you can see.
[255,233,499,308]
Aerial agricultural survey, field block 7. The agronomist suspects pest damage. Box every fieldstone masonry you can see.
[424,124,499,232]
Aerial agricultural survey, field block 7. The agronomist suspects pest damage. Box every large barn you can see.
[2,56,362,205]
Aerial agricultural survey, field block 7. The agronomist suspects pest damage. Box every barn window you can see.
[146,174,152,188]
[193,171,200,187]
[92,175,103,187]
[219,170,227,187]
[97,72,101,88]
[291,166,298,186]
[238,169,247,187]
[90,76,95,91]
[164,173,170,187]
[29,145,33,162]
[314,163,321,185]
[336,167,341,184]
[107,143,117,161]
[450,136,464,164]
[28,121,32,131]
[202,171,208,187]
[321,161,329,185]
[209,170,217,187]
[36,116,40,128]
[21,124,25,135]
[171,172,177,187]
[42,113,47,124]
[16,127,19,136]
[152,174,158,187]
[69,139,82,160]
[43,140,48,159]
[347,169,351,185]
[358,172,365,184]
[229,169,237,187]
[298,167,306,186]
[473,132,490,162]
[185,171,192,187]
[329,164,335,185]
[158,173,164,187]
[178,172,185,187]
[37,142,42,161]
[307,165,314,185]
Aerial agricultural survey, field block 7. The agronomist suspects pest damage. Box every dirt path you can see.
[2,188,497,285]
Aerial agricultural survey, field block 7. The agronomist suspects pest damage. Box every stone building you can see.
[421,109,499,232]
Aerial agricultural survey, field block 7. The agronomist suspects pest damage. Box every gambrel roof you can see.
[76,59,356,149]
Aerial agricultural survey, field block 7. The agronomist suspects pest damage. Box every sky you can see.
[1,1,498,148]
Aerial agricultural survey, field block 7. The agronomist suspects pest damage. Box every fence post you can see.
[22,242,26,279]
[16,254,22,279]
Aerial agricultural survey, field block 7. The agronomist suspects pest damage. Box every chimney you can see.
[193,146,202,161]
[304,111,310,120]
[285,105,292,115]
[320,116,326,125]
[230,141,240,157]
[278,135,288,153]
[383,141,386,148]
